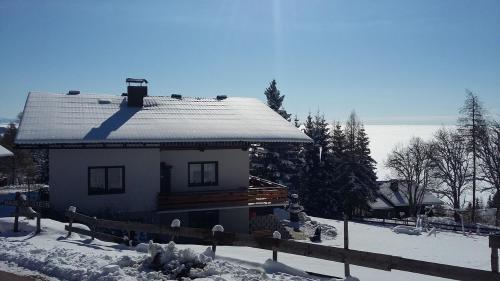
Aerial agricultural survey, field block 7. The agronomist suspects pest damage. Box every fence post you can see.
[211,225,224,255]
[272,231,281,262]
[13,204,19,232]
[67,206,76,237]
[170,219,181,242]
[36,214,41,234]
[91,216,97,240]
[13,192,21,232]
[490,234,500,273]
[344,213,351,277]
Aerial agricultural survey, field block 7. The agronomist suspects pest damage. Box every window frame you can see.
[88,166,125,195]
[188,161,218,187]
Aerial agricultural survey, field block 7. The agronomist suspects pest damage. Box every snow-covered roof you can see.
[16,93,311,146]
[369,196,394,210]
[0,145,13,157]
[378,181,443,207]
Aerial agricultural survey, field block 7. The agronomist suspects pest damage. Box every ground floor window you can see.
[88,166,125,195]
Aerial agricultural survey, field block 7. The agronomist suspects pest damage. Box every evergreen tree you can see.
[0,123,38,184]
[355,125,377,174]
[293,114,300,128]
[333,112,378,216]
[297,112,337,217]
[249,80,296,187]
[264,80,291,121]
[331,122,346,159]
[458,90,487,222]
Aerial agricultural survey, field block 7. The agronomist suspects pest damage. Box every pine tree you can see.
[249,80,295,187]
[333,112,378,216]
[355,125,377,179]
[458,90,487,222]
[331,122,346,159]
[264,80,291,121]
[297,112,337,217]
[293,114,300,128]
[0,123,37,185]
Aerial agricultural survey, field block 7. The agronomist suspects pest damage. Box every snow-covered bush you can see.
[392,225,421,235]
[301,220,337,240]
[145,240,217,279]
[298,211,311,222]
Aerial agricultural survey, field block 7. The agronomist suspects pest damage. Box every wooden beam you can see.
[65,225,124,244]
[490,235,500,249]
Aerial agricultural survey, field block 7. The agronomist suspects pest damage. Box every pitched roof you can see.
[0,145,13,157]
[378,181,443,207]
[369,196,394,210]
[16,93,311,146]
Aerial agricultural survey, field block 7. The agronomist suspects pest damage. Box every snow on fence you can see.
[64,209,500,281]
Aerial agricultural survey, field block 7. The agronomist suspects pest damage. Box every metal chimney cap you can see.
[126,78,148,85]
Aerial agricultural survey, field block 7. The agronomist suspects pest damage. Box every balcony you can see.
[157,176,288,211]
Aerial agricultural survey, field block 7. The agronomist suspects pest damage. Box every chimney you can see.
[389,180,399,192]
[126,78,148,107]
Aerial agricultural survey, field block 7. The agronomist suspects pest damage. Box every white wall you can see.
[49,148,160,214]
[160,149,249,193]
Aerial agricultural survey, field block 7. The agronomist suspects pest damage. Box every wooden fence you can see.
[1,199,50,233]
[354,217,499,235]
[65,210,500,281]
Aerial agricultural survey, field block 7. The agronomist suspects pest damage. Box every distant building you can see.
[0,145,13,158]
[15,79,311,233]
[368,180,443,218]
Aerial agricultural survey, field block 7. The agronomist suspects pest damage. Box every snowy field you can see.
[0,215,490,281]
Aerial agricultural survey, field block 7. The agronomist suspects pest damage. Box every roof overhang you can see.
[15,139,310,150]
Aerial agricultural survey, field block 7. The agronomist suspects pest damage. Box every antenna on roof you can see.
[126,78,148,86]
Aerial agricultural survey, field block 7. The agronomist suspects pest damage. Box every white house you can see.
[15,79,311,232]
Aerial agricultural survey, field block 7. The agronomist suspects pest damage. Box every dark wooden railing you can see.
[158,176,288,210]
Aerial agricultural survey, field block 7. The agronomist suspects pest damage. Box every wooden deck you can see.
[158,176,288,210]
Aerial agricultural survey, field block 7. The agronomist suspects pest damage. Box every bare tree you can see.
[429,128,471,212]
[478,121,500,193]
[458,90,487,222]
[385,137,435,216]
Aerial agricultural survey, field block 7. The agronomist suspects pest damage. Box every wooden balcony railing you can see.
[158,176,288,211]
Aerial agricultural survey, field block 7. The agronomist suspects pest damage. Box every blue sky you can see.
[0,0,499,124]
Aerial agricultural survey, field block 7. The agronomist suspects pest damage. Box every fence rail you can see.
[354,217,500,235]
[65,210,500,281]
[1,199,50,233]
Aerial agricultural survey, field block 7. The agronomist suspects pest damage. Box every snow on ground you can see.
[0,217,338,281]
[0,215,492,281]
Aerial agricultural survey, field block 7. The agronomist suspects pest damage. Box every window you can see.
[188,162,218,186]
[88,166,125,195]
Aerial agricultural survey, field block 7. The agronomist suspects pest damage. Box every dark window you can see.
[88,166,125,195]
[188,161,218,186]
